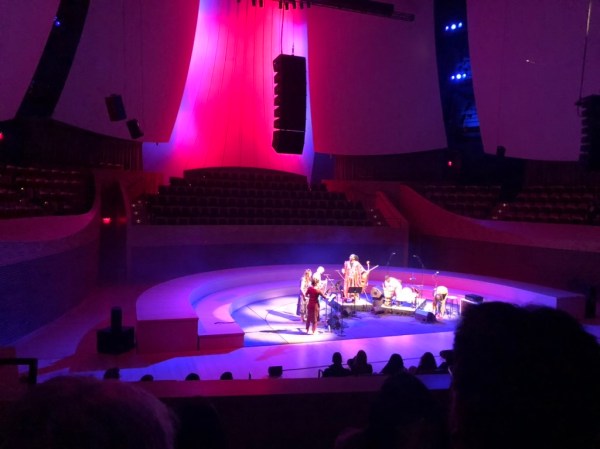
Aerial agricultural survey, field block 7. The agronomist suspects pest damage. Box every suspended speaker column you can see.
[578,95,600,170]
[272,54,306,154]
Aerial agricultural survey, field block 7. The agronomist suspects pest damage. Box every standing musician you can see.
[305,278,325,334]
[342,254,365,300]
[297,268,312,322]
[313,266,326,291]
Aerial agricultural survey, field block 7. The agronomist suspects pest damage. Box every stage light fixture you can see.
[444,21,464,32]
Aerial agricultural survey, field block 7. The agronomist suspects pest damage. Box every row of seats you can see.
[137,167,379,227]
[157,185,345,202]
[0,164,93,219]
[148,205,369,220]
[422,184,600,226]
[151,216,372,226]
[150,194,357,210]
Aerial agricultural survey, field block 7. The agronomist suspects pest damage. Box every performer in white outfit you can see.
[382,274,402,305]
[313,266,326,290]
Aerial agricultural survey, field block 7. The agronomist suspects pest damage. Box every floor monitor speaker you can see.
[268,365,283,378]
[414,309,435,323]
[96,326,135,354]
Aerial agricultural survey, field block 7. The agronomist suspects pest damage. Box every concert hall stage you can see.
[12,264,592,383]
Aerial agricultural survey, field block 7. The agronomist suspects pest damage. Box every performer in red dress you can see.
[305,277,325,334]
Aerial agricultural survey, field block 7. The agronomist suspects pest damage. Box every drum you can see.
[398,287,418,303]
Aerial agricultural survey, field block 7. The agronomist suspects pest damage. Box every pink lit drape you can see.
[144,0,314,179]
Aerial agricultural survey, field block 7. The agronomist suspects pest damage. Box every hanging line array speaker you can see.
[272,54,306,154]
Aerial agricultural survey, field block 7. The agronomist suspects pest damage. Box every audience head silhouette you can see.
[184,372,200,381]
[415,351,437,373]
[380,353,405,375]
[323,352,351,378]
[348,349,373,376]
[332,351,343,365]
[102,367,120,380]
[451,302,600,449]
[335,372,449,449]
[219,371,233,380]
[1,375,175,449]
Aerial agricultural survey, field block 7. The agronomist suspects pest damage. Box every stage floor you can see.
[233,295,458,347]
[11,278,600,383]
[12,284,460,383]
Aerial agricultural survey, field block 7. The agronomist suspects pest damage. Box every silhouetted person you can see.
[172,396,228,449]
[140,373,155,382]
[335,372,449,449]
[380,353,406,375]
[347,349,373,376]
[102,367,120,380]
[409,351,437,374]
[322,352,351,377]
[185,372,200,381]
[451,302,600,449]
[1,375,176,449]
[437,349,454,374]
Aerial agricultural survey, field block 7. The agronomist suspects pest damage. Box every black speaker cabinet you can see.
[97,326,135,354]
[126,119,144,139]
[414,309,436,323]
[268,365,283,378]
[273,54,306,133]
[105,94,126,121]
[465,294,484,303]
[110,306,122,332]
[272,130,305,154]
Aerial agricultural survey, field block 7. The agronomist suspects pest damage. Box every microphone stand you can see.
[386,252,396,268]
[412,255,426,308]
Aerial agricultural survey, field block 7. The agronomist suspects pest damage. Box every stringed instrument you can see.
[360,261,379,287]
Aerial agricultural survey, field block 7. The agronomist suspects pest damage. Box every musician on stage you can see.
[382,274,402,305]
[433,285,448,319]
[297,268,312,322]
[313,266,326,290]
[342,254,365,299]
[305,277,325,334]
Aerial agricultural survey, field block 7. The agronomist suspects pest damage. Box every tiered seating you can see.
[492,185,598,225]
[0,164,93,218]
[422,185,502,219]
[138,167,378,226]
